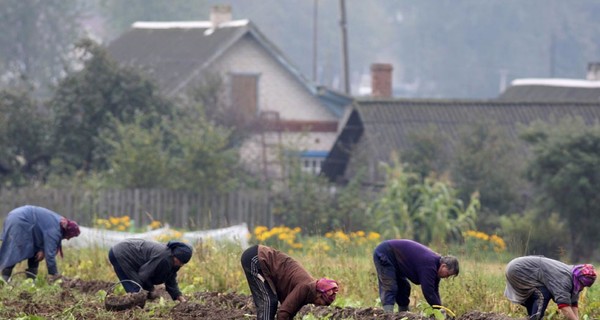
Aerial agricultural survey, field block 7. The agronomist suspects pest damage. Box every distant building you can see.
[498,62,600,102]
[107,5,352,182]
[321,63,600,185]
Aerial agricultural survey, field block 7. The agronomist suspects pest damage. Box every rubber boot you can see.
[383,305,394,313]
[1,267,12,282]
[25,268,38,279]
[399,305,409,312]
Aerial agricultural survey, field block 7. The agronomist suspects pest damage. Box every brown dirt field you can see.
[1,278,524,319]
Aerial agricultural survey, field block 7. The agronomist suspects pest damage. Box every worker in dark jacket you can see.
[373,239,459,313]
[505,256,596,320]
[108,238,192,302]
[241,244,339,320]
[0,205,81,281]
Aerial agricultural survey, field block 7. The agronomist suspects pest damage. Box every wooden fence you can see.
[0,187,273,230]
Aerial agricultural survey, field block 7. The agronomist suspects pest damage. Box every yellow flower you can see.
[109,216,120,226]
[367,232,381,241]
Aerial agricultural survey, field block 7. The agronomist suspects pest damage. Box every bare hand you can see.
[177,295,187,303]
[35,251,45,262]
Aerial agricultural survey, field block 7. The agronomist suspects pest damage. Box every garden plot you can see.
[0,277,522,320]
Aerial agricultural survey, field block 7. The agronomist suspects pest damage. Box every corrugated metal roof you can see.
[321,98,600,182]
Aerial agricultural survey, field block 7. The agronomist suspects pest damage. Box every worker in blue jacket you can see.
[373,239,459,313]
[0,205,80,281]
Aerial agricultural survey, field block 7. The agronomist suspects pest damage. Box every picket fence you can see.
[0,187,274,230]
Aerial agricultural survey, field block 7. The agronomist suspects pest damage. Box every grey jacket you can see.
[111,239,182,300]
[504,256,578,305]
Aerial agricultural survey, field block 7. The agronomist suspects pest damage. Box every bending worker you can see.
[241,244,339,320]
[373,239,459,313]
[108,238,192,302]
[0,205,81,281]
[505,255,596,320]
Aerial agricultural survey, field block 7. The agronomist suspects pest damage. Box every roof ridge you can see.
[132,20,249,29]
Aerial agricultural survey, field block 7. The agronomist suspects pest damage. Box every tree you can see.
[0,88,51,187]
[521,117,600,261]
[0,0,83,94]
[367,153,478,245]
[100,112,171,188]
[400,125,450,179]
[451,122,524,231]
[99,101,240,192]
[48,38,173,175]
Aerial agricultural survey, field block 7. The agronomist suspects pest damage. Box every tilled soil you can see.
[297,305,522,320]
[3,278,523,319]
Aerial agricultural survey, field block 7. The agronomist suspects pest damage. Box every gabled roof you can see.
[321,98,600,182]
[498,78,600,102]
[107,19,350,117]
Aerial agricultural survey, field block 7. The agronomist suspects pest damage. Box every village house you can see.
[106,5,352,182]
[321,63,600,185]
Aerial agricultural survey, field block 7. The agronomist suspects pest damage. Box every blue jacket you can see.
[0,206,63,274]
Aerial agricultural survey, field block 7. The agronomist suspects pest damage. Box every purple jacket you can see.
[381,239,442,306]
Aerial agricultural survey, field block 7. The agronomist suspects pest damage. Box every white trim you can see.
[132,20,249,29]
[511,78,600,88]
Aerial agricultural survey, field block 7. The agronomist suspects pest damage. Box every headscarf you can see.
[316,278,339,304]
[167,241,193,264]
[62,219,80,240]
[572,264,596,293]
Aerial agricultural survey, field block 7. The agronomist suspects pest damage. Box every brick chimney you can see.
[210,4,232,27]
[371,63,393,98]
[587,62,600,81]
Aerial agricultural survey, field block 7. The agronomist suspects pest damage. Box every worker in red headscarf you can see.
[0,205,80,281]
[241,244,339,320]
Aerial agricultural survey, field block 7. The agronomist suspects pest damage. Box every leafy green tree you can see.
[400,125,450,179]
[499,211,569,259]
[99,101,240,192]
[0,0,83,94]
[272,160,336,234]
[521,117,600,261]
[0,88,51,187]
[367,154,478,245]
[451,122,524,231]
[48,38,173,175]
[331,168,375,232]
[166,102,240,192]
[100,112,171,188]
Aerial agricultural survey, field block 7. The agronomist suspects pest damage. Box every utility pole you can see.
[339,0,350,94]
[313,0,319,83]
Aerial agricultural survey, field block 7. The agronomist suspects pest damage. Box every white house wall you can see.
[208,35,336,122]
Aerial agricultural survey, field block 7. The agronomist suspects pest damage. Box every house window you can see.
[230,73,259,117]
[300,150,328,175]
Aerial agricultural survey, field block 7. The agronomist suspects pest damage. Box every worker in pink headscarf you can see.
[505,256,596,320]
[241,244,339,320]
[0,205,80,281]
